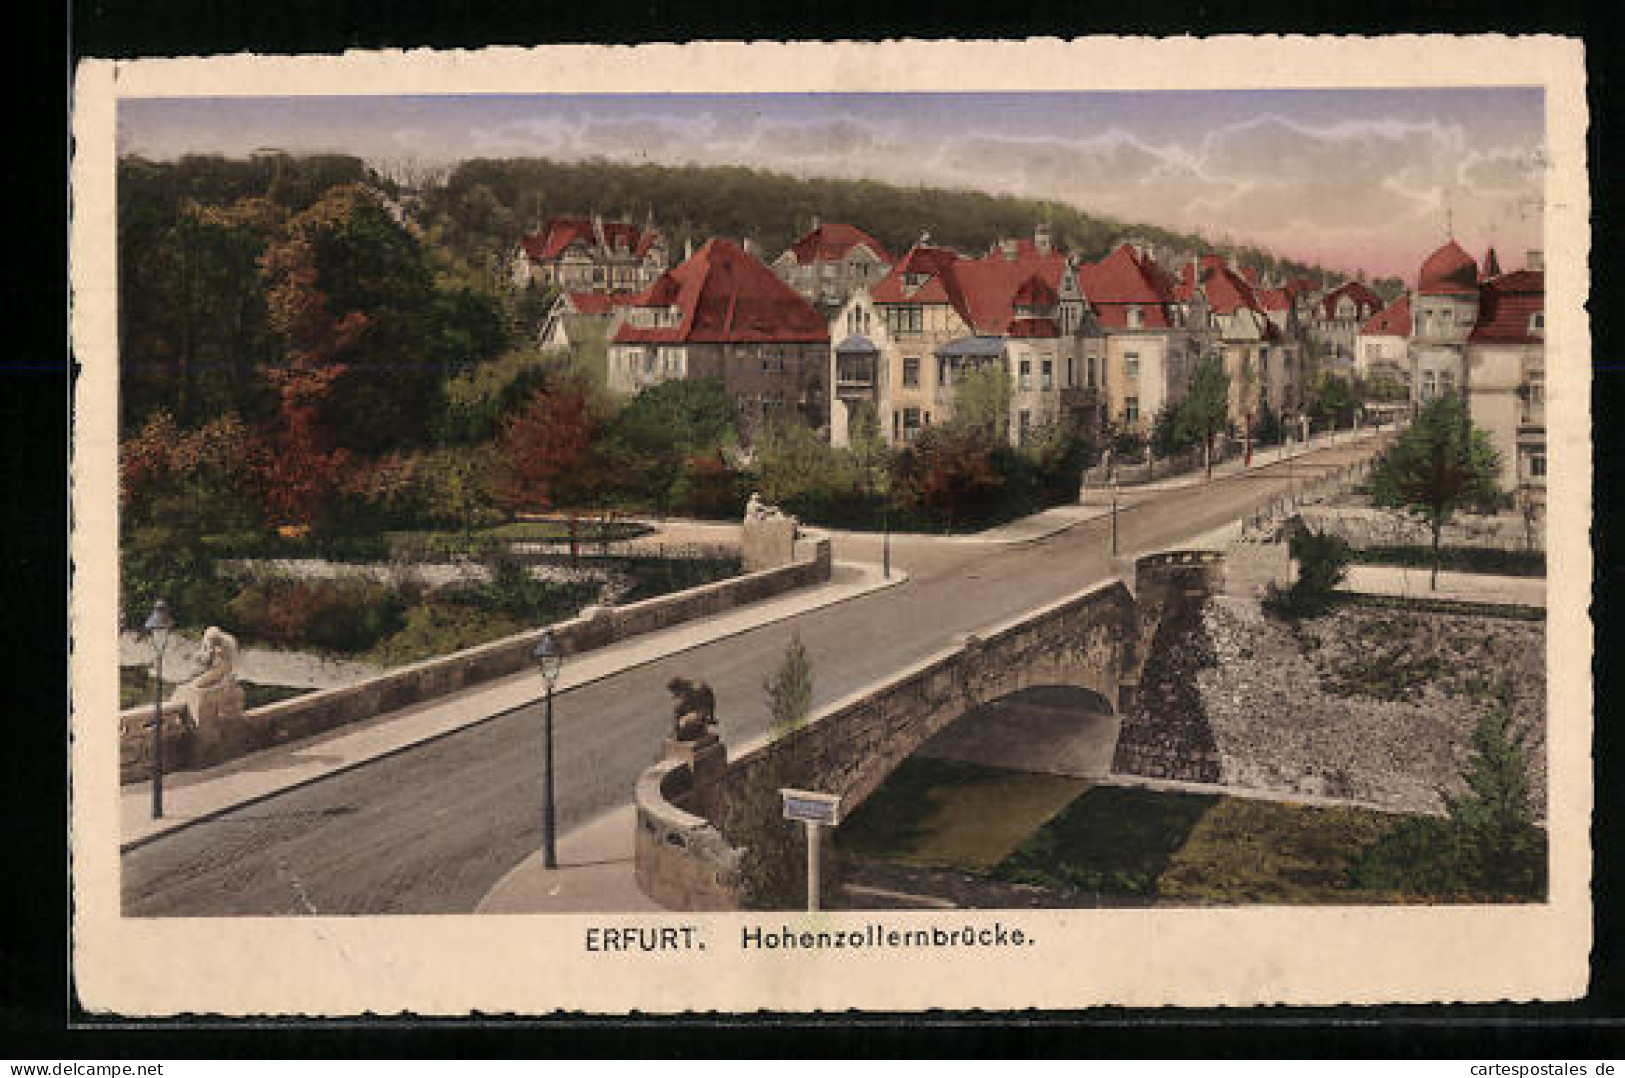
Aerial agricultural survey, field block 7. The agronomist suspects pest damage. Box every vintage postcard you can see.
[70,36,1591,1015]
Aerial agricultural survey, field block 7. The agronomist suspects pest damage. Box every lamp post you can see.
[532,629,564,870]
[143,599,174,819]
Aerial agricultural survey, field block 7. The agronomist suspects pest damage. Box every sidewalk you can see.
[476,804,660,913]
[120,559,906,850]
[1343,565,1546,608]
[1082,425,1390,501]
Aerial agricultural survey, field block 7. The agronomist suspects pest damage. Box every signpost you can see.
[781,788,842,912]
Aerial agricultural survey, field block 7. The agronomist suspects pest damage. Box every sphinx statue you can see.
[666,677,718,742]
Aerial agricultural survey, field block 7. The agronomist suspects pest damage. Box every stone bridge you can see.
[634,550,1225,910]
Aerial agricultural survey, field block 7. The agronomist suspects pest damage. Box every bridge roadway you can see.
[123,439,1381,916]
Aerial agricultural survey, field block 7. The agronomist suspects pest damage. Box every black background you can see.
[9,0,1619,1056]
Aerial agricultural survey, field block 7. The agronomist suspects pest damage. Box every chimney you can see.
[743,237,761,259]
[811,214,821,233]
[1001,239,1019,262]
[684,237,694,261]
[1526,249,1544,271]
[1035,222,1053,255]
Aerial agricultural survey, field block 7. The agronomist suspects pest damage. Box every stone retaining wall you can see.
[118,535,833,785]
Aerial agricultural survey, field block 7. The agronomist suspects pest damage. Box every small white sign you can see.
[781,787,841,826]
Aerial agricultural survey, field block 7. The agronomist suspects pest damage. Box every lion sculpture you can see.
[666,677,717,741]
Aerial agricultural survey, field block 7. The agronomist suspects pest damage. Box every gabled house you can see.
[1075,243,1198,434]
[512,214,668,293]
[1173,255,1299,427]
[839,228,1098,447]
[1409,239,1480,404]
[772,220,894,315]
[1355,295,1412,392]
[539,290,640,352]
[606,238,829,434]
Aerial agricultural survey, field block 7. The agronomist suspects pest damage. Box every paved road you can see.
[122,440,1381,916]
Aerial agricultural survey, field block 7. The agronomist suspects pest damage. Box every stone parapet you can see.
[116,537,833,785]
[634,752,743,911]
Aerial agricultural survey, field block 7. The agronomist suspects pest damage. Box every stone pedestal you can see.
[663,732,728,824]
[741,516,797,572]
[173,680,246,756]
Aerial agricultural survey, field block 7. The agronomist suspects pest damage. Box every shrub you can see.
[1264,526,1351,619]
[223,577,406,653]
[1350,545,1546,578]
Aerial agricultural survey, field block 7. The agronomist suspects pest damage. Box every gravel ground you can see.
[1194,595,1547,816]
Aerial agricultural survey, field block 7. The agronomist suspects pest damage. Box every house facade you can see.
[772,221,895,316]
[1355,295,1412,393]
[840,229,1098,447]
[512,214,668,293]
[1307,279,1384,360]
[606,238,830,435]
[1465,267,1545,495]
[1075,243,1199,436]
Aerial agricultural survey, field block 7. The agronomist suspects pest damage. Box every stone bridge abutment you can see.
[633,550,1226,909]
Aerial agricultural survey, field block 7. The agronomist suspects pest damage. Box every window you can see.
[1421,372,1437,401]
[1066,357,1076,387]
[902,407,922,442]
[1531,312,1545,334]
[1041,359,1053,390]
[1124,353,1140,382]
[1019,360,1032,390]
[1530,452,1547,478]
[903,357,920,387]
[1124,396,1140,426]
[1087,356,1098,389]
[938,356,953,387]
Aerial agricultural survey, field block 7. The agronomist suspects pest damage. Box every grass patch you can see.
[835,757,1089,871]
[1340,592,1545,622]
[1349,545,1545,578]
[1156,797,1401,903]
[993,785,1217,895]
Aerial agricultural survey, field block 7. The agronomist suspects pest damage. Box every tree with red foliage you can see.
[908,425,1002,532]
[497,380,605,560]
[257,203,371,528]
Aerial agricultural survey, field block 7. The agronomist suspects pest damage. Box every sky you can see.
[119,89,1546,280]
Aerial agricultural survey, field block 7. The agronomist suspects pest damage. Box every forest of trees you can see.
[416,157,1340,288]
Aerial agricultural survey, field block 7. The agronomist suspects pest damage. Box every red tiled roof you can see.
[1075,244,1174,329]
[1360,295,1412,337]
[787,222,894,266]
[611,238,828,346]
[565,291,640,315]
[1469,269,1544,344]
[871,242,1069,337]
[520,216,663,264]
[1256,287,1294,312]
[1418,239,1479,296]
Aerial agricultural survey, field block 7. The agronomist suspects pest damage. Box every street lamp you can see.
[532,629,564,870]
[143,599,174,819]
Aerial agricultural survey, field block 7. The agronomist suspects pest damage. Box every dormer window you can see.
[1530,312,1545,335]
[904,272,930,290]
[1126,305,1143,329]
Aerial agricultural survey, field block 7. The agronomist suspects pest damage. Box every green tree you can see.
[1263,526,1351,619]
[1177,354,1230,479]
[1350,684,1545,899]
[1368,394,1502,589]
[726,633,838,909]
[1310,372,1360,429]
[950,362,1013,442]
